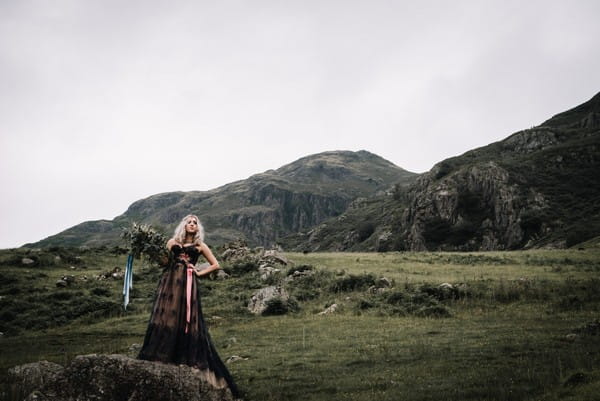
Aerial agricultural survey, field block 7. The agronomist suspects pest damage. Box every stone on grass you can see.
[258,265,280,280]
[226,355,248,363]
[216,270,230,280]
[8,354,236,401]
[318,303,338,315]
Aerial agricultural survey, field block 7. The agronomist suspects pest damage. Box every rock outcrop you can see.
[248,286,290,315]
[8,354,237,401]
[400,161,546,251]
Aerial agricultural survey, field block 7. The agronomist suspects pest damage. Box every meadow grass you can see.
[1,248,600,400]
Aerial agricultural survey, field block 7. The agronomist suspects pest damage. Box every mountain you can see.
[27,150,417,248]
[283,92,600,251]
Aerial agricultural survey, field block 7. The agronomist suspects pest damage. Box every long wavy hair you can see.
[172,214,205,245]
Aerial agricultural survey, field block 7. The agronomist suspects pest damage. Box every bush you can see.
[226,257,259,276]
[262,297,299,316]
[91,287,112,297]
[329,273,376,293]
[415,305,451,318]
[382,290,405,305]
[51,290,82,301]
[419,283,461,301]
[286,268,334,301]
[357,222,376,242]
[356,298,375,310]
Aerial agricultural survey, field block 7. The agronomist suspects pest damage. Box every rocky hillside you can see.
[28,150,417,248]
[285,92,600,251]
[281,187,410,252]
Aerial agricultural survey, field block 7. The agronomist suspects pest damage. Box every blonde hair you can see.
[173,214,205,245]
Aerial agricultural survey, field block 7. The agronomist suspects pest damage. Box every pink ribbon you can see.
[185,263,194,333]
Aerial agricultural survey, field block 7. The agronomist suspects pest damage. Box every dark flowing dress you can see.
[138,244,240,398]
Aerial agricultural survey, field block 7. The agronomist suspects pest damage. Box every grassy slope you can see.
[2,248,600,401]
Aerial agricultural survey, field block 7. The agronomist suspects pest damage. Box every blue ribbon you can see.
[123,254,134,310]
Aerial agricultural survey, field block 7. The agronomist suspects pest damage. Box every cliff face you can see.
[226,186,349,245]
[398,93,600,251]
[400,161,545,251]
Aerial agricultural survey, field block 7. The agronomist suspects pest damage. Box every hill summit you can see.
[29,150,416,248]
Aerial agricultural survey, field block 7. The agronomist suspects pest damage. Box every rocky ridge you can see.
[284,91,600,251]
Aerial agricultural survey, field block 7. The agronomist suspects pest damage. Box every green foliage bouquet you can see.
[121,223,169,266]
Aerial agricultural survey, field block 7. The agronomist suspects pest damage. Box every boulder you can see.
[216,270,230,280]
[225,355,248,363]
[258,264,280,280]
[260,250,288,266]
[368,285,387,294]
[565,333,579,342]
[248,286,289,315]
[318,303,338,315]
[98,267,123,280]
[220,240,253,262]
[21,258,35,266]
[8,354,237,401]
[55,280,68,288]
[283,269,314,283]
[7,360,64,399]
[376,277,392,288]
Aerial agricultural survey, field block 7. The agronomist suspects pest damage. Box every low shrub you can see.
[415,305,451,318]
[262,297,299,316]
[419,283,462,301]
[286,269,334,301]
[329,273,376,293]
[91,287,112,297]
[226,257,259,276]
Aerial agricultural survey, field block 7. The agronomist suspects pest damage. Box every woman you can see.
[138,214,240,398]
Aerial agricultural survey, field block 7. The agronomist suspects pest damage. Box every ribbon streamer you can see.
[123,254,134,310]
[185,263,194,333]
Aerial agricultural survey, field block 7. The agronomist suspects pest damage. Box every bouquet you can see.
[121,223,169,266]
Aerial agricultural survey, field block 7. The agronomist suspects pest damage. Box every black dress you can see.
[138,244,240,398]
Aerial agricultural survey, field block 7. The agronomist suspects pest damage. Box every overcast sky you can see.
[1,0,599,249]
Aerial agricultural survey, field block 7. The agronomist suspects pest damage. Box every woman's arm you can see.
[194,243,221,277]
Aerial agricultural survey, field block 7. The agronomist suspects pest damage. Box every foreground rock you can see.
[8,354,236,401]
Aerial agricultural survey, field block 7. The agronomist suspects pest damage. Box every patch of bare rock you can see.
[8,354,239,401]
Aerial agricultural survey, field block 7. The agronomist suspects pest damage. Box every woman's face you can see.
[185,218,199,234]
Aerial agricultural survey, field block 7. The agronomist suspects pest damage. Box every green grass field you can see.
[2,247,600,400]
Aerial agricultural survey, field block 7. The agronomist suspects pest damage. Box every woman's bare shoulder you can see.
[166,238,180,249]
